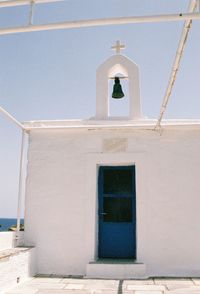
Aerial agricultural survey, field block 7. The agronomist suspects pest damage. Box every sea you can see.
[0,218,24,232]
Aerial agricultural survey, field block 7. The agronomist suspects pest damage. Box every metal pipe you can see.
[0,106,25,130]
[16,130,26,243]
[0,12,200,36]
[155,0,197,129]
[0,0,62,8]
[28,0,35,25]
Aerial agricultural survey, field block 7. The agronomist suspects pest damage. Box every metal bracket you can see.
[28,0,35,25]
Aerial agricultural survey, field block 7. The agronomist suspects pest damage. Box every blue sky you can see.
[0,0,199,217]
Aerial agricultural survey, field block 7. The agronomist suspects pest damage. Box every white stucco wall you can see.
[0,232,24,251]
[0,233,16,251]
[24,126,200,277]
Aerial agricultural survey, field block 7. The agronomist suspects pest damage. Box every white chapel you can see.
[22,41,200,279]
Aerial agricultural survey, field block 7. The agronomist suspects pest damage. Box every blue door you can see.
[98,166,136,259]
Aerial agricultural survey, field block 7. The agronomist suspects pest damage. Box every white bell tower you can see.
[95,41,142,120]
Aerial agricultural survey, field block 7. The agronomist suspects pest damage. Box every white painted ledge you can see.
[22,118,200,131]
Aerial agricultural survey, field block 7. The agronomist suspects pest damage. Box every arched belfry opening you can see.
[95,41,142,120]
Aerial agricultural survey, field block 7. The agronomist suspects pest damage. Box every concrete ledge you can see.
[0,247,33,261]
[0,247,36,294]
[86,260,147,279]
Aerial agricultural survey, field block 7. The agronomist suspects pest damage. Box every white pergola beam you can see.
[0,0,62,8]
[0,106,24,130]
[155,0,197,129]
[0,12,200,36]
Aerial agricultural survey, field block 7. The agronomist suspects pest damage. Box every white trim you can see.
[22,119,200,131]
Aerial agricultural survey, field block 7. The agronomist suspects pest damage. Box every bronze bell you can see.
[112,77,124,99]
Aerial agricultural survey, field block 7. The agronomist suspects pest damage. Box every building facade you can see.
[23,45,200,278]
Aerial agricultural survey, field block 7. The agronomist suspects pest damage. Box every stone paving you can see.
[4,277,200,294]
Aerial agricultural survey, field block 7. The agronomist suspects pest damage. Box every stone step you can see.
[86,260,146,279]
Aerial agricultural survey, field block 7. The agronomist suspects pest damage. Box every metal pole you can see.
[16,131,24,241]
[155,0,197,130]
[0,106,25,130]
[0,0,62,8]
[0,12,200,36]
[16,130,28,245]
[28,0,35,26]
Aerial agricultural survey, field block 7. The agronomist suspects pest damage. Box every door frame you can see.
[84,153,148,263]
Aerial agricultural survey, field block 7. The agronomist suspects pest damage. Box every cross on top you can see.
[111,40,125,54]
